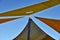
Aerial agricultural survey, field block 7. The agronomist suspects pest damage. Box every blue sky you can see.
[0,0,60,40]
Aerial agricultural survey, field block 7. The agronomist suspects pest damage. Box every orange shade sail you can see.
[36,17,60,33]
[0,18,19,24]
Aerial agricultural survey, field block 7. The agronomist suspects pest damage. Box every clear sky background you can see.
[0,0,60,40]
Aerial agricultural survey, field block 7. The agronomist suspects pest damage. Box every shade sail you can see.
[36,17,60,33]
[0,18,19,24]
[13,18,54,40]
[0,0,59,16]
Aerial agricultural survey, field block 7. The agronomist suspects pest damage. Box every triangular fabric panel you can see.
[13,18,54,40]
[0,18,19,24]
[0,0,59,16]
[36,17,60,33]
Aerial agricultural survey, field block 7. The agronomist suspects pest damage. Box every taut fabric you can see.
[0,18,18,24]
[13,18,54,40]
[0,0,59,16]
[36,17,60,33]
